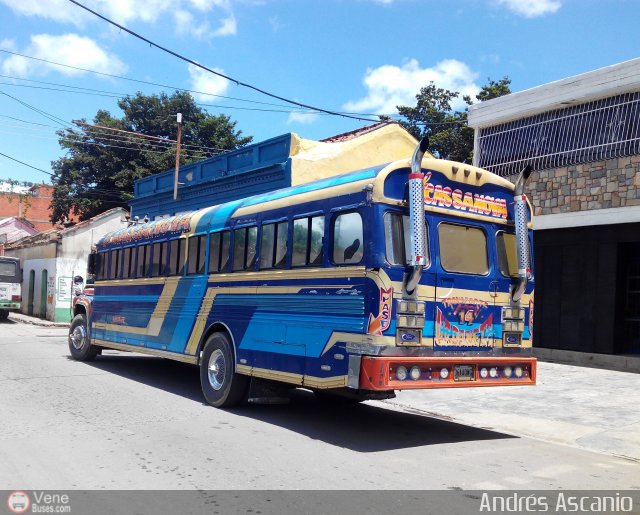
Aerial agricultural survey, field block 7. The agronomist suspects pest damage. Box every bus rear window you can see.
[497,232,518,277]
[439,223,488,275]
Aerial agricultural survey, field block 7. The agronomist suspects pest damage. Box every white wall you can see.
[21,257,57,320]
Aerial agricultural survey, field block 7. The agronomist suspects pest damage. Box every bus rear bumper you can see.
[359,356,536,390]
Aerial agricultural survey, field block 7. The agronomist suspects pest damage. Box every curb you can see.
[8,313,70,328]
[533,347,640,373]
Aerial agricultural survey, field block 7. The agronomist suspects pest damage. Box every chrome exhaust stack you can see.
[404,137,429,297]
[511,165,532,303]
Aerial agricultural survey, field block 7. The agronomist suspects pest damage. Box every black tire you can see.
[0,310,9,321]
[68,313,99,361]
[200,332,249,408]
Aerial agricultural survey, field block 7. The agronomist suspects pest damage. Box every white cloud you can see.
[212,15,237,37]
[1,34,127,78]
[287,111,320,125]
[187,63,230,101]
[0,0,238,39]
[268,16,283,33]
[0,0,88,25]
[0,39,16,51]
[344,58,480,115]
[496,0,561,18]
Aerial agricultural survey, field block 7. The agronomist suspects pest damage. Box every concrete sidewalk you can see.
[7,311,70,328]
[379,361,640,461]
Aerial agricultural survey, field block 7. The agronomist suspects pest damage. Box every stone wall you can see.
[526,155,640,216]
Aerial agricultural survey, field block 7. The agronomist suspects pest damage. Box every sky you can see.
[0,0,639,185]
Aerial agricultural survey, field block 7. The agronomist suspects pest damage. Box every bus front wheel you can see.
[200,332,248,408]
[68,314,99,361]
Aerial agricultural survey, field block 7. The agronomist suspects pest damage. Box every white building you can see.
[468,58,640,356]
[6,208,127,322]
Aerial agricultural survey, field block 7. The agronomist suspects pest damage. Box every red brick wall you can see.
[0,185,76,231]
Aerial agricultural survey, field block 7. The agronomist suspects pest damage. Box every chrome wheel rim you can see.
[207,349,226,391]
[70,324,86,350]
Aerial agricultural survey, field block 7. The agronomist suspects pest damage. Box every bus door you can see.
[433,219,497,354]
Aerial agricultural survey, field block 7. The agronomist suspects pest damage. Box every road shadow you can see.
[82,351,517,452]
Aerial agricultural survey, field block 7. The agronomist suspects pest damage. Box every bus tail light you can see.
[361,357,537,390]
[12,295,21,302]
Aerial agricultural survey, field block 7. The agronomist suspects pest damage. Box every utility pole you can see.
[173,113,182,201]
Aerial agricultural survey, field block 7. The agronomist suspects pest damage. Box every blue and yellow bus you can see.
[69,139,536,407]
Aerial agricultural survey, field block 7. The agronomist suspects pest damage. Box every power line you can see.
[75,121,235,154]
[0,151,53,177]
[0,49,312,110]
[0,78,326,115]
[66,0,382,124]
[0,89,72,128]
[0,115,222,159]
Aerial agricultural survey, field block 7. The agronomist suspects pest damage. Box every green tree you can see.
[396,77,511,163]
[50,91,252,222]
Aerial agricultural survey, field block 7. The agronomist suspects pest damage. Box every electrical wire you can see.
[0,151,53,177]
[0,56,470,125]
[0,128,214,160]
[0,89,73,128]
[66,0,383,123]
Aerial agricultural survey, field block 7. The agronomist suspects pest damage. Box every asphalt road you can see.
[0,321,638,492]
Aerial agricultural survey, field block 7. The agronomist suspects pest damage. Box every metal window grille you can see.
[477,91,640,176]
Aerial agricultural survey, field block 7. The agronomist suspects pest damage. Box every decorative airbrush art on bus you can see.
[422,170,509,220]
[435,297,495,349]
[367,286,393,335]
[100,213,193,247]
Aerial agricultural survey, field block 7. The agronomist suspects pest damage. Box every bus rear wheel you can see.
[68,314,99,361]
[200,332,249,408]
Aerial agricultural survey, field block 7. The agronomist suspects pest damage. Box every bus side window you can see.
[292,219,308,267]
[259,222,287,269]
[274,221,288,268]
[209,232,230,273]
[233,226,258,271]
[233,229,247,271]
[196,236,206,274]
[246,227,257,269]
[97,252,107,280]
[439,223,488,275]
[333,212,363,265]
[310,216,324,265]
[137,245,148,278]
[292,216,324,267]
[209,233,221,273]
[220,232,230,272]
[122,248,132,279]
[168,239,184,276]
[260,224,275,269]
[188,236,206,275]
[151,242,165,276]
[109,249,119,279]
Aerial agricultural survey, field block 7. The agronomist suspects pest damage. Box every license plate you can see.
[454,365,475,381]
